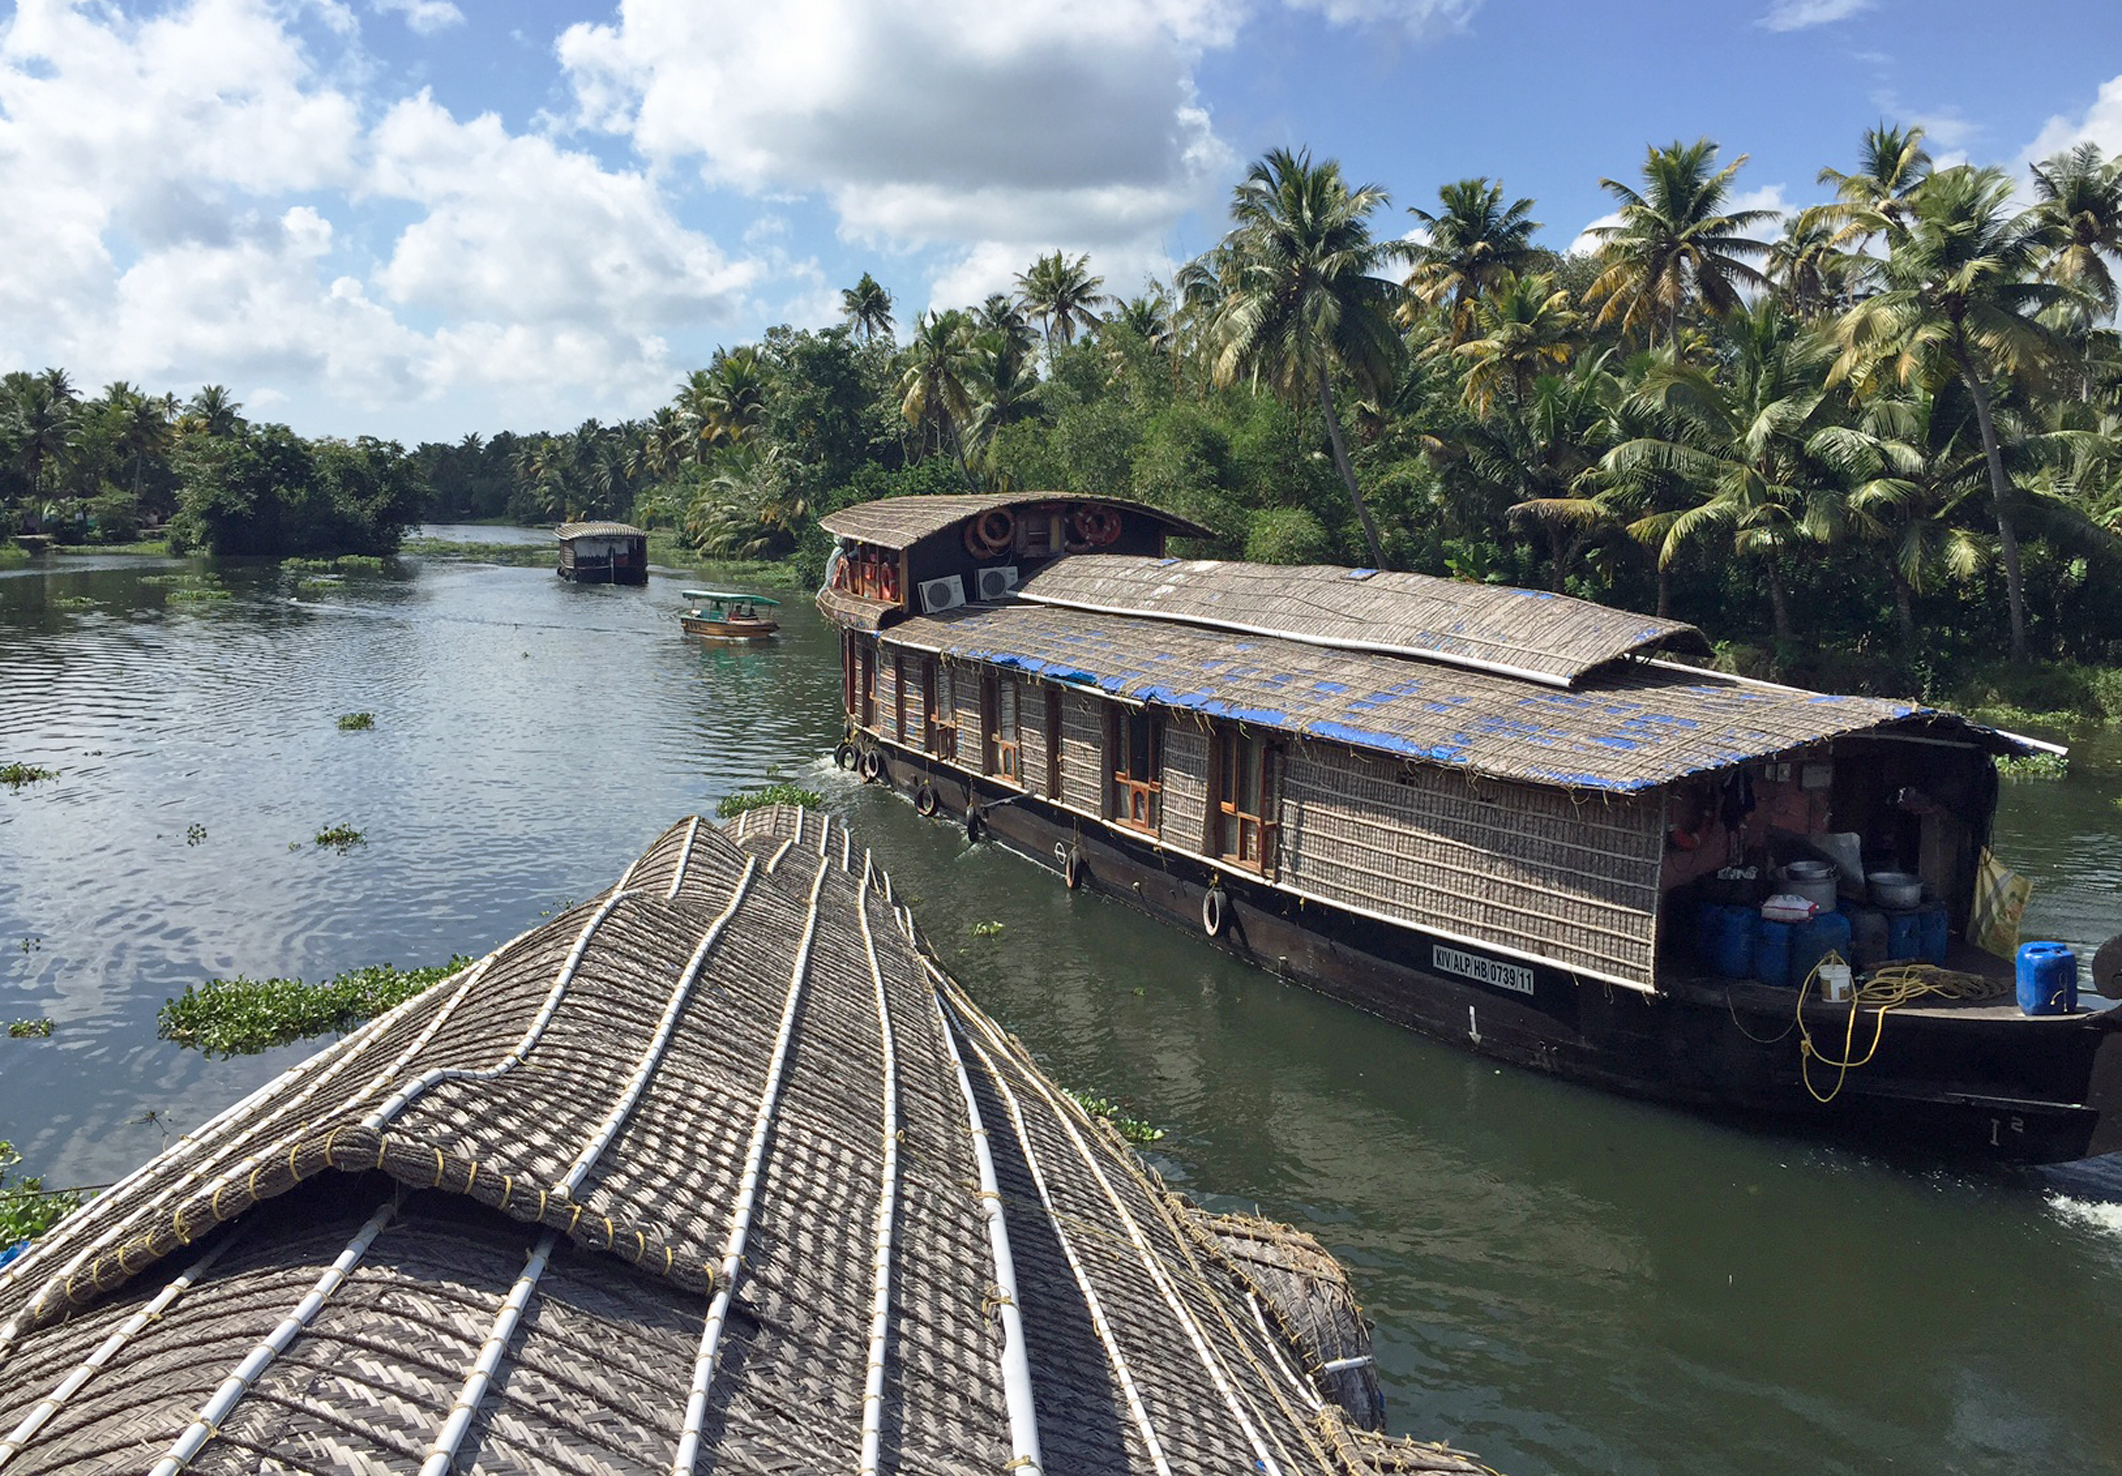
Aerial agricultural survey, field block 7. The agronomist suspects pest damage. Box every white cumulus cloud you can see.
[373,0,464,34]
[2022,72,2122,167]
[1759,0,1871,32]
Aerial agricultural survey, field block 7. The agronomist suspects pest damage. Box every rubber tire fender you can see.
[965,804,984,844]
[833,741,858,771]
[914,783,940,818]
[1062,846,1083,890]
[858,748,883,783]
[1201,885,1229,939]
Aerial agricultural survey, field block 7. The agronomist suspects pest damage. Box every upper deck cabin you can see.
[819,494,2047,997]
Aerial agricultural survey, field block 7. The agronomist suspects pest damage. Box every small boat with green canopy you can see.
[680,590,780,641]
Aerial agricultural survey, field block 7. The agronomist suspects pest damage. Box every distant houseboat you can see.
[816,492,2122,1166]
[556,520,648,584]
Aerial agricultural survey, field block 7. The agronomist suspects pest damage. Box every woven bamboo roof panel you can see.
[0,810,1487,1476]
[554,521,645,540]
[886,603,2020,792]
[1016,555,1713,687]
[820,494,1213,549]
[816,583,893,631]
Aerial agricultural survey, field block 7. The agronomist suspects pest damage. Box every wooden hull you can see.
[858,741,2122,1168]
[681,615,777,640]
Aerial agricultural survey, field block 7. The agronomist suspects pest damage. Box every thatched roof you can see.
[554,521,645,540]
[0,810,1487,1476]
[820,494,1214,550]
[888,603,2029,792]
[1017,555,1711,688]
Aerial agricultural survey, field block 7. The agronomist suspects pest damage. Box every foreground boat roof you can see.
[1019,555,1713,688]
[890,602,2030,791]
[0,809,1480,1475]
[820,493,1214,549]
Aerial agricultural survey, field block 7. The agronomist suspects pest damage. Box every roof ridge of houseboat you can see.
[0,807,1487,1474]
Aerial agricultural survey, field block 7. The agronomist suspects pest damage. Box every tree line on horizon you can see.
[8,124,2122,690]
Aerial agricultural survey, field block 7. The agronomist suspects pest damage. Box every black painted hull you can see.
[863,746,2122,1168]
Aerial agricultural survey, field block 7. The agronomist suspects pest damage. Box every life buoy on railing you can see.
[1201,885,1229,939]
[878,564,900,603]
[914,783,940,817]
[1072,504,1123,548]
[833,741,858,771]
[964,507,1016,559]
[1062,845,1083,890]
[859,748,883,782]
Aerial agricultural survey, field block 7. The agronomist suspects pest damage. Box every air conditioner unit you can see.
[975,565,1020,601]
[919,575,966,614]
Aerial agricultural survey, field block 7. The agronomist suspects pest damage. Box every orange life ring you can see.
[1072,505,1122,547]
[964,507,1016,559]
[879,564,900,602]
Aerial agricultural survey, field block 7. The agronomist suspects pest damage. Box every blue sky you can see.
[4,0,2119,444]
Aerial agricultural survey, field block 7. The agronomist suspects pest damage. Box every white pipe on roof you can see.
[854,857,905,1476]
[419,1230,557,1476]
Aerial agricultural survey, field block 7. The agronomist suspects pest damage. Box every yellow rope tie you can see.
[634,1230,647,1262]
[464,1160,478,1193]
[431,1146,445,1188]
[171,1205,192,1246]
[287,1141,303,1178]
[601,1216,615,1247]
[324,1126,343,1166]
[565,1203,583,1234]
[661,1246,673,1274]
[374,1138,388,1171]
[499,1175,514,1211]
[535,1188,549,1219]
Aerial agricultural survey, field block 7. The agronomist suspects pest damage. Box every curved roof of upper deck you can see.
[0,809,1479,1476]
[820,493,1215,550]
[554,519,646,539]
[1017,555,1713,689]
[888,602,2032,792]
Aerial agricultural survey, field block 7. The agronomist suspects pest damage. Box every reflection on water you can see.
[3,550,2120,1476]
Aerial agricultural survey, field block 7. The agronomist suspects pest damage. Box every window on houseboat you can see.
[984,674,1021,783]
[1214,727,1277,870]
[1111,706,1162,831]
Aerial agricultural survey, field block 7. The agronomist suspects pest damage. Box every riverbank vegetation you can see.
[158,957,473,1056]
[12,127,2122,715]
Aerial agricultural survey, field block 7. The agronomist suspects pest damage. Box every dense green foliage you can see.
[0,1140,79,1246]
[158,957,475,1056]
[715,783,825,819]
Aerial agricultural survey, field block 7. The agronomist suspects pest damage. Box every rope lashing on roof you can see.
[0,1230,244,1469]
[933,960,1286,1476]
[855,856,906,1476]
[147,1193,399,1476]
[418,1230,558,1476]
[933,993,1044,1476]
[557,858,762,1200]
[0,951,496,1348]
[363,887,639,1133]
[959,1031,1174,1476]
[672,841,835,1476]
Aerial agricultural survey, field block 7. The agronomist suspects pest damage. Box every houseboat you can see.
[679,588,779,640]
[817,492,2122,1166]
[555,520,648,584]
[0,808,1481,1475]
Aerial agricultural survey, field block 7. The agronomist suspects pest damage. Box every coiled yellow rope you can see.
[1795,956,2006,1103]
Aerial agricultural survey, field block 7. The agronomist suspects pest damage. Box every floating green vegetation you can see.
[715,783,824,819]
[1061,1087,1166,1145]
[0,1141,81,1244]
[52,595,96,609]
[167,585,232,603]
[185,822,208,846]
[398,538,553,566]
[158,956,475,1057]
[282,556,335,571]
[971,920,1005,938]
[1996,751,2069,781]
[336,712,375,731]
[2,764,58,790]
[333,554,385,573]
[7,1019,53,1039]
[314,823,366,851]
[139,572,215,587]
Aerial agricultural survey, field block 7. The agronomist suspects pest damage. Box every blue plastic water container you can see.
[1792,912,1853,989]
[1919,904,1949,965]
[1753,918,1795,988]
[1711,906,1754,978]
[1886,910,1922,962]
[1848,907,1889,969]
[1690,900,1721,967]
[2015,942,2078,1016]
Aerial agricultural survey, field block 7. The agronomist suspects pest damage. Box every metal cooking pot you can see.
[1868,871,1922,909]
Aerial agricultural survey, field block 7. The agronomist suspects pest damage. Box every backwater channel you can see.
[3,529,2120,1475]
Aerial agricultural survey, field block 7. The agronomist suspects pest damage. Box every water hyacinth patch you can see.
[1995,752,2068,781]
[1,764,57,789]
[336,712,375,731]
[7,1019,53,1038]
[159,956,475,1056]
[715,783,824,819]
[314,823,366,851]
[0,1141,80,1245]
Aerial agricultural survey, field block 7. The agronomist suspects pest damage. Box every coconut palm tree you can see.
[1829,165,2077,664]
[898,309,981,488]
[1816,122,1932,251]
[1452,270,1583,416]
[1461,351,1622,593]
[109,383,174,501]
[1586,138,1777,348]
[5,377,76,506]
[1015,251,1112,355]
[1766,208,1870,319]
[1209,146,1404,569]
[841,272,895,344]
[2032,142,2122,322]
[183,385,245,438]
[1402,177,1542,343]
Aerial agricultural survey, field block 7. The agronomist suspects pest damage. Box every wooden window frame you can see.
[1211,725,1278,874]
[983,673,1022,786]
[1109,705,1163,834]
[893,654,910,742]
[855,639,876,729]
[1044,685,1063,799]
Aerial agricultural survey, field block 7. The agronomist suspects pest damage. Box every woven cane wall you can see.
[1060,692,1105,814]
[1020,682,1052,796]
[898,655,927,745]
[874,655,899,739]
[1280,745,1662,986]
[1162,722,1212,855]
